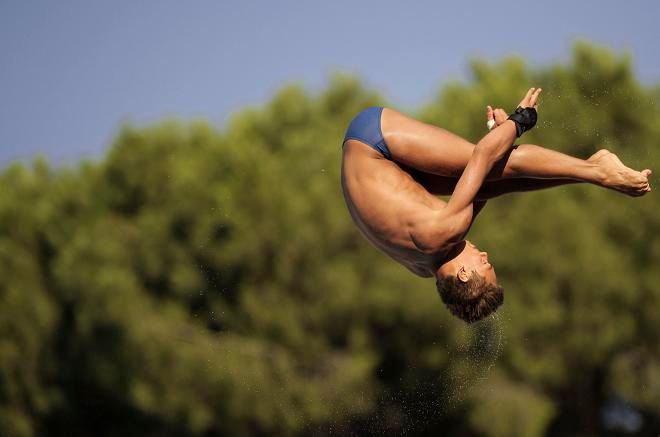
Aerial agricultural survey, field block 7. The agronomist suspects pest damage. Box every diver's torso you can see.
[341,140,449,278]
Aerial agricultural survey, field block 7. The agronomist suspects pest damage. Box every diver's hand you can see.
[517,87,542,110]
[508,87,542,137]
[486,106,509,131]
[487,87,542,131]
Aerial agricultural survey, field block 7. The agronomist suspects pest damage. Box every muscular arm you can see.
[408,121,518,253]
[444,120,518,216]
[408,88,541,253]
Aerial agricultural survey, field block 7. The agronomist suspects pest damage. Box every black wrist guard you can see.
[507,107,537,137]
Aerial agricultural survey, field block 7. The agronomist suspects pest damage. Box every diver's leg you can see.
[476,178,580,200]
[382,108,604,183]
[404,145,651,200]
[407,170,581,199]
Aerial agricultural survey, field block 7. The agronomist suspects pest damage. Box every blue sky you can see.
[1,1,659,167]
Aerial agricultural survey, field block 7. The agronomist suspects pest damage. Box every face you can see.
[453,240,497,285]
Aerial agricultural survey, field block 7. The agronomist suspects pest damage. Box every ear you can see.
[457,266,469,283]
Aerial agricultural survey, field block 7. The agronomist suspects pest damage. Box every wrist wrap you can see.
[507,107,537,137]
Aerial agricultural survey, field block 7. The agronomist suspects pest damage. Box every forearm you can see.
[446,121,518,213]
[476,120,518,162]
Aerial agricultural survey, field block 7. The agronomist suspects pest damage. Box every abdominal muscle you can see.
[341,140,447,278]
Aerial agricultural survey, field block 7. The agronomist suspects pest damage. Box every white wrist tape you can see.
[487,119,496,130]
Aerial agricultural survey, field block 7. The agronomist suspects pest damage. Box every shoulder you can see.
[407,206,471,255]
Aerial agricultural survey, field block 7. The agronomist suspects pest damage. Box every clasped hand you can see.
[487,87,542,131]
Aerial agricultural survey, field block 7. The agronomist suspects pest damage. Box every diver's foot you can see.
[588,149,652,197]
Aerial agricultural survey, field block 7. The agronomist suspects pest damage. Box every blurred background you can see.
[1,1,659,436]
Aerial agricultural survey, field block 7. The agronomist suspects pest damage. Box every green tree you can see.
[0,41,658,436]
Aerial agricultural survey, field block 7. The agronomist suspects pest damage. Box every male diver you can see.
[341,88,652,323]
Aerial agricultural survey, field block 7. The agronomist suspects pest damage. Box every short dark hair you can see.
[436,271,504,323]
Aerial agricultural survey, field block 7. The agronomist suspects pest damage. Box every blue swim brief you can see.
[342,106,392,159]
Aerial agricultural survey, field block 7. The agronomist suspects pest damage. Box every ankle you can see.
[588,162,607,185]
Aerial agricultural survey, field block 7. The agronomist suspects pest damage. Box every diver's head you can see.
[435,240,503,323]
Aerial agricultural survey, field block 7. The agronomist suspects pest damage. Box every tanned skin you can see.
[341,88,652,287]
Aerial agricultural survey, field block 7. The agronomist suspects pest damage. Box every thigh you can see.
[381,108,476,177]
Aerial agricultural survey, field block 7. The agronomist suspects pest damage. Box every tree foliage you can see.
[1,41,659,436]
